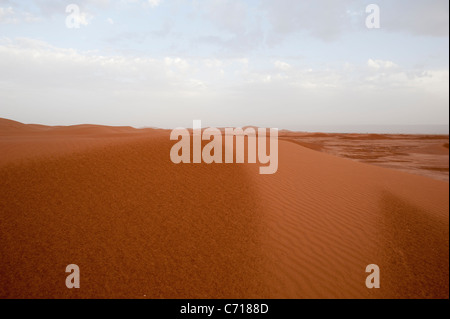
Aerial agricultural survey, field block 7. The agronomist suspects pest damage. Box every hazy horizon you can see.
[3,116,448,135]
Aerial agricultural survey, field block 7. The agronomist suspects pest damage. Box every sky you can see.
[0,0,449,132]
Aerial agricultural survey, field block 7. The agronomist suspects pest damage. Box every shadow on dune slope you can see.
[378,191,449,299]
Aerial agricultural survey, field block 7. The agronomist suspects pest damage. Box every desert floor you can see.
[0,118,448,298]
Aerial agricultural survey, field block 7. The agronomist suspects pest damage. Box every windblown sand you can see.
[0,118,448,298]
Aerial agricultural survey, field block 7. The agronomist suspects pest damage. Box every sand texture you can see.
[0,119,448,298]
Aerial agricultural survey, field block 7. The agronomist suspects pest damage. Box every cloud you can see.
[77,11,94,26]
[122,0,162,8]
[274,61,291,71]
[202,0,248,34]
[147,0,161,8]
[2,0,108,20]
[367,59,398,70]
[260,0,449,44]
[262,0,356,42]
[376,0,449,37]
[0,5,40,24]
[164,57,190,72]
[0,37,447,128]
[0,6,15,24]
[188,0,265,53]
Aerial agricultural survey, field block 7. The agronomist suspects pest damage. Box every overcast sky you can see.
[0,0,448,132]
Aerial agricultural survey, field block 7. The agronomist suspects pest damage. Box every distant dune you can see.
[0,118,448,298]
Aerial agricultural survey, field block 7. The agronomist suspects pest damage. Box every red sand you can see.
[0,118,448,298]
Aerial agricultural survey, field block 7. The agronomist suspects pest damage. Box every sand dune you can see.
[252,141,448,298]
[0,119,448,298]
[0,118,161,166]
